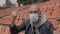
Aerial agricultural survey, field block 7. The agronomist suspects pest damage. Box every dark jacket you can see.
[10,20,55,34]
[10,14,55,34]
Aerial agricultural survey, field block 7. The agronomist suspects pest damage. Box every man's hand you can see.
[11,10,18,16]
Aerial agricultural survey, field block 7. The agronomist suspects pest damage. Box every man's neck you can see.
[33,20,40,27]
[33,19,40,24]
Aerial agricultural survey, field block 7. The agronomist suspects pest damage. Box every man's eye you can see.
[34,11,37,13]
[30,11,33,13]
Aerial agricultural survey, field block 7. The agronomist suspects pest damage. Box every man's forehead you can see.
[29,4,38,11]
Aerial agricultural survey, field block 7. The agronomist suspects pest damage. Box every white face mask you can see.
[29,14,39,23]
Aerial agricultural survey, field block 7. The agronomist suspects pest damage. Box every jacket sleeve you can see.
[16,21,26,32]
[10,20,26,34]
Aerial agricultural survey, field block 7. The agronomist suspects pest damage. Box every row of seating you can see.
[0,0,60,34]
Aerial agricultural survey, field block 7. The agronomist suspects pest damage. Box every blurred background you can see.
[0,0,60,34]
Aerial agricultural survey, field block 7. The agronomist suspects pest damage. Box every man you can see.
[10,4,55,34]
